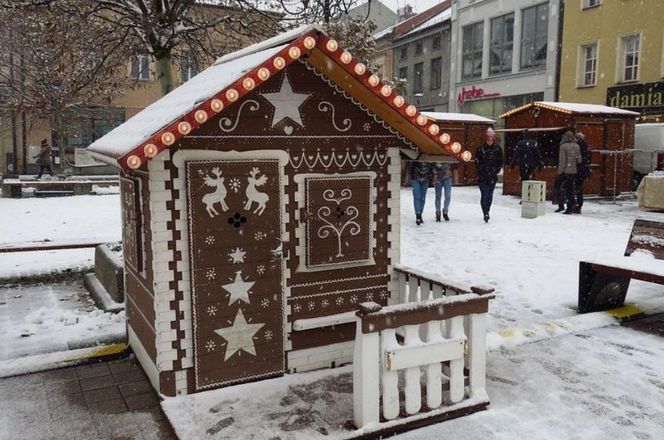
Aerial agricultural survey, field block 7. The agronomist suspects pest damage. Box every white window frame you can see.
[578,41,598,87]
[581,0,601,10]
[617,32,641,83]
[129,54,150,81]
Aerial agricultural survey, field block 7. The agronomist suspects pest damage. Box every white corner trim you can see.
[128,324,160,393]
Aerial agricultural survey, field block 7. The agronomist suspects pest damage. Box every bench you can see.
[578,219,664,313]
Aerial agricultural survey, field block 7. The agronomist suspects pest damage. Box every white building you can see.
[448,0,561,124]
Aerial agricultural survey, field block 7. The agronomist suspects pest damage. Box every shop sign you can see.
[607,81,664,114]
[457,86,500,106]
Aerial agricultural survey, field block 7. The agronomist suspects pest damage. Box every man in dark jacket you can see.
[35,139,53,179]
[574,132,592,214]
[510,130,543,182]
[476,128,503,223]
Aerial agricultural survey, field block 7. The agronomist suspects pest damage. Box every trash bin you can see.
[521,180,546,219]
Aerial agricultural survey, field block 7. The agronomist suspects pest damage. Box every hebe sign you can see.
[457,86,500,106]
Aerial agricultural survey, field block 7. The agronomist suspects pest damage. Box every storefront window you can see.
[490,13,514,75]
[520,3,549,70]
[462,22,484,80]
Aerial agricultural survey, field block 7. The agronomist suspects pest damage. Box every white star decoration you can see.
[261,73,311,128]
[222,271,254,305]
[214,309,265,361]
[228,247,246,264]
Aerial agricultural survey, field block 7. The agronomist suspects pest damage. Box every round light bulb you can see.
[126,155,141,169]
[393,95,405,107]
[368,74,380,87]
[303,36,316,49]
[380,85,392,97]
[428,124,440,135]
[143,144,158,158]
[340,51,352,64]
[405,105,417,117]
[354,63,366,75]
[242,77,255,90]
[273,56,285,69]
[226,88,238,102]
[288,46,301,59]
[177,121,191,135]
[451,142,462,153]
[210,99,223,112]
[462,150,472,162]
[161,132,175,146]
[194,110,208,123]
[416,115,427,126]
[257,67,270,81]
[326,39,339,52]
[439,133,450,144]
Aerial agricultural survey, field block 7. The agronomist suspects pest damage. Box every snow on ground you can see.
[0,282,126,367]
[161,325,664,439]
[400,186,664,331]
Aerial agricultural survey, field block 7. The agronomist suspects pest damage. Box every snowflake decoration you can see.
[206,305,217,316]
[307,301,316,311]
[257,264,266,275]
[254,231,267,241]
[205,268,216,280]
[336,297,344,306]
[366,292,374,301]
[350,294,358,304]
[362,122,371,132]
[380,291,389,300]
[321,299,329,308]
[261,298,270,308]
[205,340,216,352]
[205,235,215,246]
[264,330,273,341]
[229,178,241,193]
[293,303,302,313]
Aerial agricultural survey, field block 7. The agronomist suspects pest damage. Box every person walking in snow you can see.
[557,130,582,214]
[509,129,543,183]
[35,139,53,179]
[431,162,453,222]
[406,160,433,225]
[475,128,503,223]
[573,132,592,214]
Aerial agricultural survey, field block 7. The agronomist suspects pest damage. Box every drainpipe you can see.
[554,0,564,101]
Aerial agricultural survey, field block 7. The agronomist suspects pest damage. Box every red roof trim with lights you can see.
[115,28,470,172]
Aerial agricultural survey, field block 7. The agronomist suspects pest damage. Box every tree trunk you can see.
[155,56,174,96]
[51,115,63,173]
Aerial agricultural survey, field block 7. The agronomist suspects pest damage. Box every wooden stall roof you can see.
[88,24,471,173]
[422,112,494,124]
[499,101,640,119]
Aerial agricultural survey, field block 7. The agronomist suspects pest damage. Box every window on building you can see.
[621,34,640,82]
[399,66,408,81]
[462,22,484,80]
[432,35,442,50]
[413,62,424,94]
[582,0,601,9]
[490,13,514,75]
[180,51,199,83]
[400,46,408,60]
[520,3,549,70]
[430,57,442,89]
[579,42,598,86]
[130,54,150,81]
[415,41,423,55]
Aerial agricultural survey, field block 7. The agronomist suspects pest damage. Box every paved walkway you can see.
[0,357,175,440]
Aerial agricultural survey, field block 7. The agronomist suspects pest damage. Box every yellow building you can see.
[559,0,664,121]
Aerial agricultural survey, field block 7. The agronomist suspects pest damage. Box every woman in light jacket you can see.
[557,131,582,214]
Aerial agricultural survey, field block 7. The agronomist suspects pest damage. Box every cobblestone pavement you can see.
[0,357,176,440]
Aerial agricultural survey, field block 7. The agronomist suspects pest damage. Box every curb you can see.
[0,342,129,379]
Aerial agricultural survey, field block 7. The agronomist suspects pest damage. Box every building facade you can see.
[449,0,561,124]
[348,0,398,32]
[559,0,664,121]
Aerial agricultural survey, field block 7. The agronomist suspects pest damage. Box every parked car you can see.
[633,123,664,189]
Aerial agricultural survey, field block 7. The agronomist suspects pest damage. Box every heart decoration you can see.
[284,125,293,135]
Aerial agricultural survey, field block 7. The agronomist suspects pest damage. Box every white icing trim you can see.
[288,148,388,170]
[292,310,356,331]
[293,172,377,273]
[128,324,160,393]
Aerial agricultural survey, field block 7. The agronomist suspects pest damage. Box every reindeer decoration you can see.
[245,167,269,216]
[202,167,229,217]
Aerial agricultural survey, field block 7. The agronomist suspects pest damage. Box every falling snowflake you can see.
[207,305,217,316]
[336,297,344,306]
[362,122,371,132]
[254,231,267,241]
[308,301,316,311]
[229,178,241,193]
[257,265,266,275]
[205,235,215,245]
[350,294,358,304]
[261,298,270,308]
[205,268,216,280]
[205,340,216,352]
[264,330,273,341]
[293,304,302,313]
[321,299,329,308]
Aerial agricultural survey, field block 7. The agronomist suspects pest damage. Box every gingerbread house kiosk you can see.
[89,26,492,429]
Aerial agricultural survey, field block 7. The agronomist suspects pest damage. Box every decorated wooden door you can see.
[186,159,284,390]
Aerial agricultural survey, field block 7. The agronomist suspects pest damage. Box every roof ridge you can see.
[393,0,451,37]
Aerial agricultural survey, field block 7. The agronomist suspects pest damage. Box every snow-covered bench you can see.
[578,219,664,313]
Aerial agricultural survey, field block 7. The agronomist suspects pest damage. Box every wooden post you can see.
[353,318,380,428]
[468,312,487,398]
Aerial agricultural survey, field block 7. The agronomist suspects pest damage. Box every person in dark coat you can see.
[431,162,453,222]
[510,130,543,182]
[557,131,582,214]
[406,160,432,225]
[475,128,503,223]
[573,132,592,214]
[35,139,53,179]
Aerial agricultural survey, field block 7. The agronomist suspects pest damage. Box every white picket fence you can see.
[353,266,494,431]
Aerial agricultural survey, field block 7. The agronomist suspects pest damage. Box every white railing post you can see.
[447,316,465,403]
[403,324,422,415]
[381,329,400,420]
[425,320,443,409]
[408,275,419,303]
[353,318,380,428]
[399,271,408,303]
[468,312,488,398]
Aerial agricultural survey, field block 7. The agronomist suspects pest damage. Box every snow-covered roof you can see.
[399,7,451,38]
[373,24,395,40]
[501,101,640,118]
[422,111,494,124]
[88,44,287,161]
